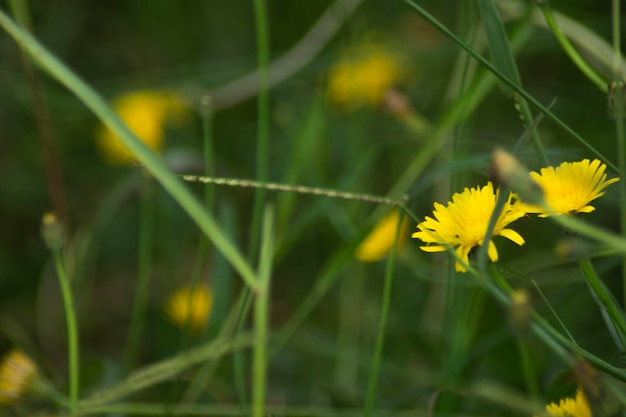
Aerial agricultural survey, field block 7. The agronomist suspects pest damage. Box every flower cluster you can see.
[96,90,188,164]
[412,159,618,272]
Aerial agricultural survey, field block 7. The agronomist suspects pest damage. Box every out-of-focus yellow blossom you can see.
[356,208,409,262]
[413,182,526,273]
[535,389,591,417]
[96,90,188,164]
[327,44,402,108]
[523,159,619,217]
[165,284,213,333]
[0,349,38,405]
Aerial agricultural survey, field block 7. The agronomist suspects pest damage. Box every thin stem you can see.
[578,257,626,342]
[363,213,402,417]
[539,3,607,92]
[611,0,626,309]
[124,182,155,370]
[515,96,549,167]
[616,83,626,307]
[183,175,400,206]
[613,0,621,77]
[201,95,215,210]
[53,251,79,412]
[252,206,274,417]
[248,0,271,263]
[233,289,253,412]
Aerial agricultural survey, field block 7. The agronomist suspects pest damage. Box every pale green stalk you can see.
[0,10,259,290]
[248,0,271,262]
[363,213,402,417]
[579,258,626,342]
[201,95,215,210]
[539,3,607,92]
[242,1,270,409]
[252,206,274,417]
[611,0,626,309]
[53,251,80,412]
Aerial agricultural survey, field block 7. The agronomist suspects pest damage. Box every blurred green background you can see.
[1,0,625,415]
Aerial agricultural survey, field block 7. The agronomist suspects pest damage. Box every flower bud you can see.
[41,212,64,252]
[509,289,531,335]
[491,148,544,205]
[0,349,38,406]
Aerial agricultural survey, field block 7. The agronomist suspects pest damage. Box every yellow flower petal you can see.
[96,90,188,164]
[536,389,591,417]
[356,208,409,262]
[413,182,526,273]
[524,159,618,216]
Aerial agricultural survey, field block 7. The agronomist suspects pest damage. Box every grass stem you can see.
[578,257,626,343]
[53,250,80,412]
[252,206,274,417]
[540,3,607,92]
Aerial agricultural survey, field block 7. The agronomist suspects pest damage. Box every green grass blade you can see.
[0,9,259,290]
[404,0,617,172]
[477,0,521,94]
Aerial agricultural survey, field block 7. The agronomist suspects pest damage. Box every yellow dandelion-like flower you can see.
[0,349,38,405]
[412,182,526,273]
[327,44,402,108]
[165,284,213,333]
[536,389,591,417]
[355,208,409,262]
[524,159,619,217]
[96,90,188,164]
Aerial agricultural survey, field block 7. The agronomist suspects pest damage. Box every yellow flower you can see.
[413,182,526,273]
[327,44,402,108]
[96,90,188,164]
[355,208,409,262]
[0,349,38,405]
[165,284,213,333]
[537,389,591,417]
[524,159,619,217]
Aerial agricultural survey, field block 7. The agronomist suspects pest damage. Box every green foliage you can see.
[1,1,626,416]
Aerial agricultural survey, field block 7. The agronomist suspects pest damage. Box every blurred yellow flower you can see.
[0,349,38,405]
[413,182,526,273]
[524,159,619,217]
[536,389,591,417]
[356,208,408,262]
[96,90,188,164]
[165,284,213,333]
[327,44,402,108]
